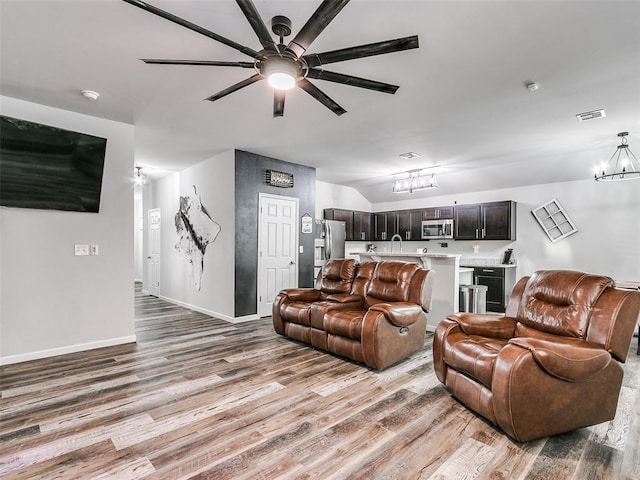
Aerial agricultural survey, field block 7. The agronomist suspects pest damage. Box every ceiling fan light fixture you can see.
[268,72,296,90]
[261,56,301,91]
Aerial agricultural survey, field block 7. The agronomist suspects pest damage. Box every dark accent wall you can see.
[235,150,316,317]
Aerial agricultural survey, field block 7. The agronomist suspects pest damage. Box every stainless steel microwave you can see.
[421,219,454,239]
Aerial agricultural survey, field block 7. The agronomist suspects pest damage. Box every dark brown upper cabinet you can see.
[323,208,354,240]
[374,211,397,241]
[397,209,423,240]
[353,211,373,241]
[454,201,516,241]
[422,206,454,220]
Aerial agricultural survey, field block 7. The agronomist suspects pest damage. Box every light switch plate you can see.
[75,244,89,256]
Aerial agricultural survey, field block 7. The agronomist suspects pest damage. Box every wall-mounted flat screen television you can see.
[0,115,107,213]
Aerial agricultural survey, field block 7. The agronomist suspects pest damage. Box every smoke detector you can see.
[576,109,606,122]
[81,90,100,101]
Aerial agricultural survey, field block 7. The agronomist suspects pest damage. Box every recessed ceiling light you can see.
[81,90,100,101]
[399,152,421,159]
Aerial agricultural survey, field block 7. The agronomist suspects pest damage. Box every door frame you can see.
[257,193,299,317]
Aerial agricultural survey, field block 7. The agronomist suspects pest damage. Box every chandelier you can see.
[393,170,437,193]
[594,132,640,181]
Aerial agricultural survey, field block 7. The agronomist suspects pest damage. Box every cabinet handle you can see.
[482,228,486,238]
[475,229,479,239]
[484,269,495,273]
[405,231,410,240]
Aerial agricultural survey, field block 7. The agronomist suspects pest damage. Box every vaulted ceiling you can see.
[1,0,639,203]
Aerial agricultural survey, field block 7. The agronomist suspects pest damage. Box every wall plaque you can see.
[265,169,294,188]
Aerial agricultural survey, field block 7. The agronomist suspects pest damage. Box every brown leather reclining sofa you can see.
[273,258,434,370]
[433,270,640,442]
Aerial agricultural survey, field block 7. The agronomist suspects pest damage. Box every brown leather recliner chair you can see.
[433,270,640,442]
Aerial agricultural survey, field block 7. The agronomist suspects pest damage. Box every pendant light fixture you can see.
[594,132,640,181]
[393,169,437,193]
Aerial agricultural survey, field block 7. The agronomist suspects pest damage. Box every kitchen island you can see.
[353,252,462,330]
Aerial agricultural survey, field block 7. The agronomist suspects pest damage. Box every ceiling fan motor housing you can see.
[256,50,308,82]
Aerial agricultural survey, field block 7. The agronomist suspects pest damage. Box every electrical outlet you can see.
[299,245,304,254]
[75,244,89,256]
[440,242,448,248]
[90,244,99,256]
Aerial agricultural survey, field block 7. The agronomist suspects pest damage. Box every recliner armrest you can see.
[509,337,611,382]
[447,313,517,339]
[281,289,322,302]
[325,293,363,303]
[369,302,423,327]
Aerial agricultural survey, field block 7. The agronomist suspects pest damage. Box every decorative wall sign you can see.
[301,213,313,234]
[531,198,578,243]
[265,169,294,188]
[174,185,221,290]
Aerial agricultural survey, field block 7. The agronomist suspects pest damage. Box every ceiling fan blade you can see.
[205,73,263,102]
[122,0,261,59]
[306,69,399,94]
[287,0,350,58]
[236,0,277,52]
[304,35,419,68]
[273,90,286,117]
[141,59,255,68]
[297,79,346,116]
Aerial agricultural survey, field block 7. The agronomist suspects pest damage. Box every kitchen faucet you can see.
[391,234,403,253]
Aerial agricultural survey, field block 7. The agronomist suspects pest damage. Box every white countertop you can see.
[351,252,462,259]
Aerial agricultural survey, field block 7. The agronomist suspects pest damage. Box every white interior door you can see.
[258,194,299,317]
[147,208,161,297]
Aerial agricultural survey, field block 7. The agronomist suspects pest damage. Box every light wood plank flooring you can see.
[1,286,639,479]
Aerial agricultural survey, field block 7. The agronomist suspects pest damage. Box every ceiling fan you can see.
[122,0,419,117]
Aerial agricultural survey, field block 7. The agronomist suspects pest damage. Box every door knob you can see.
[290,261,296,265]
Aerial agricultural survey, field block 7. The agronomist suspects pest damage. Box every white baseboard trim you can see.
[157,295,259,323]
[0,335,137,366]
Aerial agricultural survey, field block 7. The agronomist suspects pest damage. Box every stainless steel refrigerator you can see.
[314,220,346,276]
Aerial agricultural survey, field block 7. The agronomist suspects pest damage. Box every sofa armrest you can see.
[446,313,517,339]
[281,288,322,302]
[325,293,364,304]
[509,337,612,382]
[369,302,423,327]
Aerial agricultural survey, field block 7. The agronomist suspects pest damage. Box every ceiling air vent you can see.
[576,109,606,122]
[399,152,421,159]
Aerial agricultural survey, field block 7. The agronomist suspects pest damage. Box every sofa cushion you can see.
[324,310,365,341]
[367,262,420,304]
[518,270,614,338]
[280,301,312,326]
[443,331,509,389]
[319,258,357,294]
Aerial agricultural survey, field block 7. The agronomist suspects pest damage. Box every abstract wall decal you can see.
[175,185,221,290]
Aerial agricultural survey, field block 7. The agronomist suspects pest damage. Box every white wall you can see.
[315,181,372,218]
[143,150,235,320]
[370,178,640,281]
[0,96,135,364]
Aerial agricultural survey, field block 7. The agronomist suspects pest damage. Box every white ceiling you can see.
[1,0,639,204]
